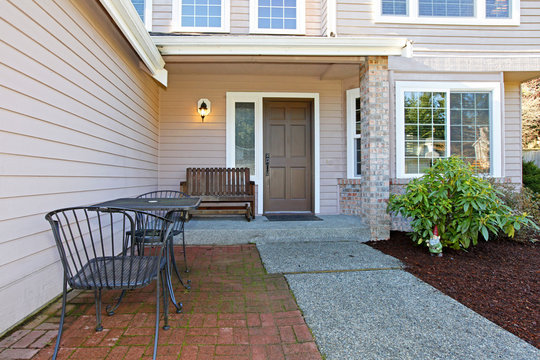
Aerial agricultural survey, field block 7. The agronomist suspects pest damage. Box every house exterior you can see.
[0,0,538,335]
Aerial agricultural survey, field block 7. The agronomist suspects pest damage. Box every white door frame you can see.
[226,92,320,215]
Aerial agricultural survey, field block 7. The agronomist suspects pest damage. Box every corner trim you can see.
[99,0,168,86]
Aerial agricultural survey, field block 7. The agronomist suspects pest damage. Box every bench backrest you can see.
[184,168,253,196]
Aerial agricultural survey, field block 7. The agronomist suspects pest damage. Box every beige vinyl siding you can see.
[159,70,345,214]
[337,0,540,56]
[0,0,160,334]
[151,0,321,34]
[504,82,523,183]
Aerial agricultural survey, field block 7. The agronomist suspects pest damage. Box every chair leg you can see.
[161,271,170,330]
[94,289,103,331]
[106,290,127,316]
[52,275,68,360]
[170,244,190,290]
[153,270,161,360]
[165,259,183,314]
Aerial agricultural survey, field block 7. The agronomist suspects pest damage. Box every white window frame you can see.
[346,88,361,179]
[395,81,502,179]
[143,0,152,30]
[226,92,320,215]
[172,0,230,33]
[374,0,520,26]
[249,0,306,35]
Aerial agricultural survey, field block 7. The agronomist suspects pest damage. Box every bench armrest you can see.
[180,181,187,193]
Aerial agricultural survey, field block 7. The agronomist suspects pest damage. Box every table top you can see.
[93,197,201,211]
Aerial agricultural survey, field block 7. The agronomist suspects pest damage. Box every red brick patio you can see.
[0,245,322,360]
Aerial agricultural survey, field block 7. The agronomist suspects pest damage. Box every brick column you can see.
[359,56,391,240]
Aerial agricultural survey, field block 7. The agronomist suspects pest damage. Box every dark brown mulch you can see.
[367,232,540,348]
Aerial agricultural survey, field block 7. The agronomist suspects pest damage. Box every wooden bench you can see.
[180,168,255,221]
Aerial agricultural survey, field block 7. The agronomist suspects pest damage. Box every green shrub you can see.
[388,157,537,251]
[523,160,540,194]
[490,180,540,243]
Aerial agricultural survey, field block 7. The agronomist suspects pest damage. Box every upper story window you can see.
[131,0,152,30]
[395,81,502,178]
[249,0,306,34]
[172,0,230,32]
[376,0,519,25]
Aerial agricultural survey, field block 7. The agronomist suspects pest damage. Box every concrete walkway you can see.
[257,241,540,360]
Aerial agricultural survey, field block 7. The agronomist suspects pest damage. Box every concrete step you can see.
[177,215,371,245]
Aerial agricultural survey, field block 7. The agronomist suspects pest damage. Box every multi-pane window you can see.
[235,103,255,174]
[419,0,474,17]
[181,0,222,28]
[376,0,517,24]
[450,92,491,173]
[258,0,297,30]
[382,0,408,15]
[354,98,362,176]
[347,89,361,178]
[486,0,510,18]
[250,0,305,33]
[131,0,152,29]
[131,0,146,22]
[404,92,447,174]
[396,82,501,178]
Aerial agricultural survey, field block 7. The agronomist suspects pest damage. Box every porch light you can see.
[197,98,211,122]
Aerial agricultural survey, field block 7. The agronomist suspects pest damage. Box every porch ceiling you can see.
[164,61,361,80]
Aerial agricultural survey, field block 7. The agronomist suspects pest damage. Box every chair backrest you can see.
[184,168,252,196]
[45,207,173,290]
[137,191,189,232]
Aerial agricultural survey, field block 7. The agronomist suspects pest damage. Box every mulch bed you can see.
[367,232,539,348]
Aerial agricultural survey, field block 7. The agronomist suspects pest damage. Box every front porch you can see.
[182,215,371,244]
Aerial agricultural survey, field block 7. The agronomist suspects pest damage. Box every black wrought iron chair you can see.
[136,190,191,276]
[45,207,174,360]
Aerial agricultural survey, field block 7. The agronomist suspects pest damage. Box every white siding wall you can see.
[336,0,540,56]
[158,70,345,214]
[0,0,160,333]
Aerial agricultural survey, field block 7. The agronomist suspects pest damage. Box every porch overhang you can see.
[99,0,168,86]
[153,36,412,57]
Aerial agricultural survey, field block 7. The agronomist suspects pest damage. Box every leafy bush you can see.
[490,180,540,243]
[523,160,540,194]
[387,157,537,251]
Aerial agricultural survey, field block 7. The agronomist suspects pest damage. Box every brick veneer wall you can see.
[358,56,391,240]
[338,179,362,215]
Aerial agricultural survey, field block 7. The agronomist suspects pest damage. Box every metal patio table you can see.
[93,197,200,313]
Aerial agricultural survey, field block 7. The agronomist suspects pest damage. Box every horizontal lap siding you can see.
[504,82,522,183]
[0,0,160,334]
[158,71,344,214]
[152,0,321,35]
[337,0,540,56]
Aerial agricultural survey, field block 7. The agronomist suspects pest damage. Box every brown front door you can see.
[263,100,312,213]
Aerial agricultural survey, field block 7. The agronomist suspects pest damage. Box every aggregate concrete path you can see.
[257,241,402,273]
[257,241,540,360]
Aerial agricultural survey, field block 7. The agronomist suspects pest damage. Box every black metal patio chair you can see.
[45,207,174,360]
[136,190,191,273]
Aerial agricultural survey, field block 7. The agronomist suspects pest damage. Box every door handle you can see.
[265,153,270,176]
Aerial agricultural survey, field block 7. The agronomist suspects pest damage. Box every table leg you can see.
[165,236,183,314]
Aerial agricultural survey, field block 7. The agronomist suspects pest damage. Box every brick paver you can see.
[0,245,322,359]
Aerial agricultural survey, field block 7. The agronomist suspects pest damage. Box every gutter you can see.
[153,36,411,57]
[99,0,168,86]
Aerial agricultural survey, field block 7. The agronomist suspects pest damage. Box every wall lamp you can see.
[197,98,211,122]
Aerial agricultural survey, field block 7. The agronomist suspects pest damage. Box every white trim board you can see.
[99,0,167,85]
[226,92,320,215]
[154,36,409,56]
[395,81,502,179]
